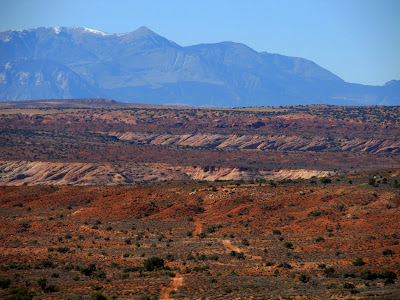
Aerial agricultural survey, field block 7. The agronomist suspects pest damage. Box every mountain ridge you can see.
[1,26,399,106]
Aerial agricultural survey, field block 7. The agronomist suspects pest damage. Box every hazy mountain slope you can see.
[0,58,99,101]
[0,26,398,105]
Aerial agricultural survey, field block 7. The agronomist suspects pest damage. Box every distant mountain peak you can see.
[0,26,398,106]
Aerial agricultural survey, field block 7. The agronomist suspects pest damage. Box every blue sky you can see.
[0,0,399,86]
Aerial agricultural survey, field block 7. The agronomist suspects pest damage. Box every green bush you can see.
[0,278,11,288]
[352,257,365,266]
[8,287,35,300]
[91,292,107,300]
[37,278,47,290]
[324,267,335,277]
[382,249,395,256]
[283,242,293,248]
[144,257,164,271]
[320,178,331,184]
[360,270,377,280]
[81,264,97,277]
[241,239,250,246]
[299,273,310,283]
[343,282,355,289]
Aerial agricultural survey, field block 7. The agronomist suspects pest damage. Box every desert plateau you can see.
[0,99,399,299]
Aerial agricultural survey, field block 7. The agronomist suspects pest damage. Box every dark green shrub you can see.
[236,252,245,260]
[8,287,35,300]
[283,242,293,248]
[343,272,355,278]
[95,270,107,279]
[272,229,281,235]
[144,257,164,271]
[56,247,69,253]
[37,278,47,290]
[81,264,97,277]
[324,267,335,277]
[45,285,59,292]
[320,178,331,184]
[241,239,250,246]
[299,273,310,283]
[380,270,397,279]
[277,262,292,269]
[166,254,175,261]
[91,292,107,300]
[343,282,355,289]
[352,257,365,266]
[0,278,11,288]
[382,249,394,255]
[360,270,378,280]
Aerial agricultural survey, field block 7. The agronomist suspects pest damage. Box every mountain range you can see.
[0,26,399,106]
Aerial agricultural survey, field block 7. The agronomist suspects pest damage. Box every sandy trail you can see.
[193,220,203,236]
[222,239,241,252]
[222,239,262,260]
[160,276,184,299]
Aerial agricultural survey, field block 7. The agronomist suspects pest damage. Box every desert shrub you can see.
[283,242,293,248]
[241,239,250,246]
[315,236,325,242]
[208,255,219,261]
[124,238,132,245]
[91,292,107,300]
[320,178,331,184]
[343,272,355,278]
[360,270,378,280]
[0,278,11,288]
[8,287,35,300]
[37,278,47,290]
[164,271,175,277]
[186,231,193,237]
[272,229,281,235]
[166,254,175,261]
[56,247,69,253]
[382,249,394,255]
[45,285,59,292]
[106,227,112,231]
[324,267,336,277]
[384,278,394,285]
[318,263,326,269]
[41,260,55,268]
[95,270,107,279]
[206,225,216,233]
[73,275,80,281]
[368,178,376,185]
[380,270,397,279]
[299,273,310,283]
[198,254,207,261]
[123,266,142,273]
[81,264,97,277]
[144,257,164,271]
[277,262,292,269]
[353,257,365,266]
[350,288,359,294]
[343,282,355,289]
[265,261,274,266]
